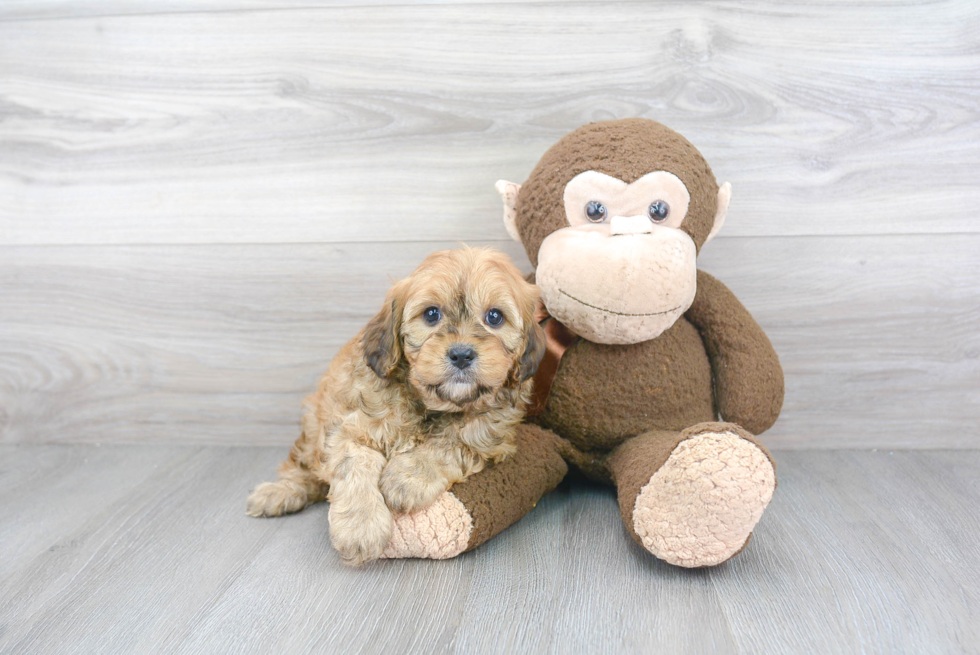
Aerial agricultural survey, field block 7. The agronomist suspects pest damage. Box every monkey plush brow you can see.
[562,170,691,230]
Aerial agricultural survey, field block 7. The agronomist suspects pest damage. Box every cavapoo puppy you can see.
[246,247,545,565]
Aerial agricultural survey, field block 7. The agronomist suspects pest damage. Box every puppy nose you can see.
[447,345,476,369]
[610,215,653,236]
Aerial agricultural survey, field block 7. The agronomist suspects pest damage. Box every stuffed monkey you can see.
[382,119,783,567]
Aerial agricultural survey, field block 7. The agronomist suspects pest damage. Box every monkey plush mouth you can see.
[559,289,681,318]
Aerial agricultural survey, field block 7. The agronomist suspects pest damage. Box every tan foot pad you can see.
[633,431,775,568]
[381,492,473,560]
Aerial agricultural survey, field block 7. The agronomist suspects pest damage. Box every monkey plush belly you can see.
[534,318,715,452]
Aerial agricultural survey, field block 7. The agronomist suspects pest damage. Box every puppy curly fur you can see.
[246,247,545,565]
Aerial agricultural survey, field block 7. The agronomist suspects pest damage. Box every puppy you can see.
[246,247,545,565]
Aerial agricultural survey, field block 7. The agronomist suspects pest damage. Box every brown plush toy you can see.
[381,119,783,567]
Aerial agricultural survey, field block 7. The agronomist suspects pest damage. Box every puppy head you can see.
[363,247,545,410]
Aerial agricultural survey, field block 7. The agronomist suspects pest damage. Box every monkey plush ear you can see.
[362,281,406,379]
[704,182,731,246]
[495,180,522,242]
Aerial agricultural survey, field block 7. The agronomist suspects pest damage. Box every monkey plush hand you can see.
[382,119,783,568]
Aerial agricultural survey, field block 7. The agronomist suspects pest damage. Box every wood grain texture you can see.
[0,444,194,579]
[2,234,977,448]
[0,239,523,446]
[1,1,978,245]
[715,450,980,654]
[2,4,977,651]
[0,445,977,654]
[0,0,596,22]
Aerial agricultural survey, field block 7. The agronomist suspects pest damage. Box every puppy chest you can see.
[536,318,716,452]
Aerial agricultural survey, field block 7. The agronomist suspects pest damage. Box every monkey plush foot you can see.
[630,424,776,567]
[381,492,473,560]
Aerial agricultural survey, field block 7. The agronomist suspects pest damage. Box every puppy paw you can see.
[328,498,393,566]
[246,480,308,517]
[380,456,449,514]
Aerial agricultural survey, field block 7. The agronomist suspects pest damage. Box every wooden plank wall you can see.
[1,1,978,448]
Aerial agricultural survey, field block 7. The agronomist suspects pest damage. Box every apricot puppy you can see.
[246,247,545,565]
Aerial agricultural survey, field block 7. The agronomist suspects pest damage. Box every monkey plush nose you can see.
[447,345,477,369]
[610,215,653,236]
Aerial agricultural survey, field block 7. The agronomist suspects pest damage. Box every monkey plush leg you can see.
[381,423,567,560]
[607,422,776,568]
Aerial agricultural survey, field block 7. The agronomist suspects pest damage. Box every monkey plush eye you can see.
[485,308,504,327]
[648,200,670,222]
[585,200,607,223]
[423,307,441,325]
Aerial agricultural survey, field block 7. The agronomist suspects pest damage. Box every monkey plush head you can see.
[496,119,731,345]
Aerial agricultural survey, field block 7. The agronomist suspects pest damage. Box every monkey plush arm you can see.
[685,270,784,435]
[382,423,568,559]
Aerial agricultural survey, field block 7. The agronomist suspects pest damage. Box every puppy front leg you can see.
[328,442,393,566]
[380,440,461,514]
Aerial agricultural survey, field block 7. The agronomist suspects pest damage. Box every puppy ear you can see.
[517,316,547,382]
[363,281,406,379]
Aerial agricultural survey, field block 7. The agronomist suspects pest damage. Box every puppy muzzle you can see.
[447,344,477,370]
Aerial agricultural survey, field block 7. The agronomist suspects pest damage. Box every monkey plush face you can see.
[496,119,731,344]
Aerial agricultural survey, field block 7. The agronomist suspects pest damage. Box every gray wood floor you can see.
[1,445,977,654]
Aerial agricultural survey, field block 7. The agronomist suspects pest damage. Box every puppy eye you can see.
[648,200,670,222]
[585,200,607,223]
[423,307,441,325]
[485,309,504,327]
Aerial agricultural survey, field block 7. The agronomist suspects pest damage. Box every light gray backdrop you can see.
[2,0,978,449]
